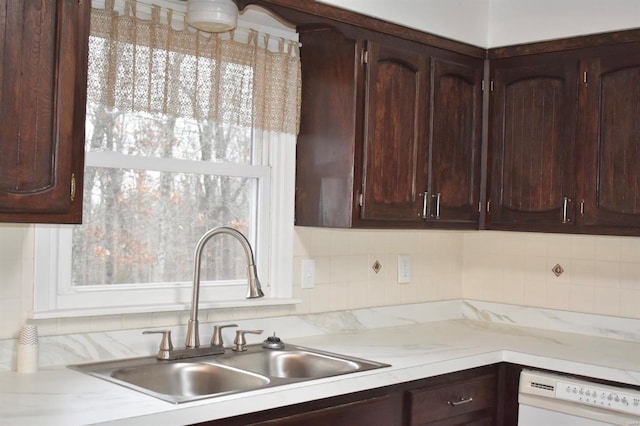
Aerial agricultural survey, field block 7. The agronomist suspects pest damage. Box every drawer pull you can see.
[448,396,473,407]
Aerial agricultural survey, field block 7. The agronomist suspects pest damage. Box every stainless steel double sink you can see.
[71,344,389,404]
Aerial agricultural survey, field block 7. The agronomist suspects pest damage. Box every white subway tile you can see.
[545,282,570,310]
[569,285,594,313]
[619,289,640,318]
[502,280,525,305]
[330,230,352,256]
[594,260,621,288]
[309,228,332,256]
[570,235,596,259]
[329,284,349,311]
[619,262,640,290]
[524,281,547,307]
[547,234,572,259]
[0,226,26,260]
[620,237,640,263]
[570,259,595,287]
[595,236,622,261]
[593,287,620,316]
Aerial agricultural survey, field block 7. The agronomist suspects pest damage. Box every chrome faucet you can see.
[185,226,264,349]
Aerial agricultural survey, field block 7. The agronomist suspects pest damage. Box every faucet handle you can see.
[233,329,263,352]
[211,323,238,347]
[143,330,173,360]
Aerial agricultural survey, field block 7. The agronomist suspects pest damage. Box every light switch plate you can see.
[397,255,411,284]
[301,259,316,289]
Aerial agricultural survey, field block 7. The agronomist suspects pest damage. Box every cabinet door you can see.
[488,58,579,230]
[428,58,483,225]
[296,27,362,228]
[360,40,430,222]
[580,50,640,230]
[0,0,88,223]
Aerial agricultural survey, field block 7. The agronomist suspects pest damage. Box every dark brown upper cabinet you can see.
[0,0,89,224]
[579,47,640,232]
[295,24,483,229]
[487,38,640,235]
[487,55,580,231]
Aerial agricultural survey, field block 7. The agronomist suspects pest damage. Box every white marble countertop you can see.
[2,302,640,426]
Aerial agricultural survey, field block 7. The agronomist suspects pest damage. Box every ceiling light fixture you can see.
[187,0,239,33]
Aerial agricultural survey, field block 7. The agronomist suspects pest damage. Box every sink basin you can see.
[71,344,389,404]
[111,362,269,399]
[215,348,371,379]
[72,358,270,403]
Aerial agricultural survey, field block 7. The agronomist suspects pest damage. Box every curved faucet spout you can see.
[185,226,264,348]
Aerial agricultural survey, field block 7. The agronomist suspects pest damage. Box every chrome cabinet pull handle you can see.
[421,191,429,219]
[449,396,473,407]
[562,196,571,223]
[432,192,441,219]
[70,173,76,201]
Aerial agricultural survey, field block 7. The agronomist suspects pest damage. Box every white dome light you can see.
[187,0,239,33]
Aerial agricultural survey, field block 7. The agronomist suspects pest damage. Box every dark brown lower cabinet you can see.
[199,364,509,426]
[405,367,498,425]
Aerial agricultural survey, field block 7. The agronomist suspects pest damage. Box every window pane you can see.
[85,103,254,164]
[73,167,255,286]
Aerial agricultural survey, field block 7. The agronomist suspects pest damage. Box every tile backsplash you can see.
[1,224,639,339]
[463,231,640,319]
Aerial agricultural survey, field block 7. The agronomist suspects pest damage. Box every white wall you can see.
[320,0,640,48]
[318,0,490,47]
[488,0,640,47]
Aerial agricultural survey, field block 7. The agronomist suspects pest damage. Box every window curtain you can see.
[88,0,301,135]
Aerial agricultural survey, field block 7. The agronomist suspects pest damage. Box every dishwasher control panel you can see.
[520,369,640,422]
[556,377,640,417]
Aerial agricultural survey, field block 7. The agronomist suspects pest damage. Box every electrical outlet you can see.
[397,255,411,284]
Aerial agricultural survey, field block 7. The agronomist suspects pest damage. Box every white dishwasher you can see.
[518,370,640,426]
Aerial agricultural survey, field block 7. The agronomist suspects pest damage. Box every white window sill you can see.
[28,298,301,320]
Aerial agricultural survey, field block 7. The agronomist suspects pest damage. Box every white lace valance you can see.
[88,0,301,134]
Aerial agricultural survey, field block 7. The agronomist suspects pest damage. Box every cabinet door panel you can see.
[361,41,429,221]
[0,0,87,223]
[429,58,482,224]
[489,60,578,228]
[581,52,640,228]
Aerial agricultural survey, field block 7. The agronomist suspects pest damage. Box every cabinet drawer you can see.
[252,394,402,426]
[406,374,497,425]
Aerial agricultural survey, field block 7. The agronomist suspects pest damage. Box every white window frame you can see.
[31,6,299,319]
[33,135,297,318]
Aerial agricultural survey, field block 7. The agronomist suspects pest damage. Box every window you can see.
[33,1,300,317]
